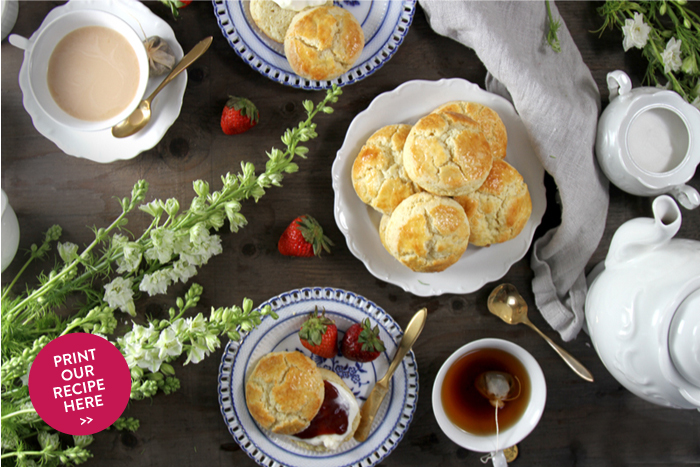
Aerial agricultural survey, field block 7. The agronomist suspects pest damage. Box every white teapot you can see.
[596,70,700,209]
[585,196,700,410]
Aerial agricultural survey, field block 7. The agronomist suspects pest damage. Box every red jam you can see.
[295,380,349,439]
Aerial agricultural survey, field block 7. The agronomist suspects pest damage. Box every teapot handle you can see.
[669,184,700,210]
[607,70,632,101]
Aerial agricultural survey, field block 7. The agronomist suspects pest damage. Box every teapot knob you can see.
[669,288,700,388]
[607,70,633,101]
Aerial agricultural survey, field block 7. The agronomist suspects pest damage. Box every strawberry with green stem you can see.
[299,307,338,359]
[341,318,386,362]
[221,96,259,135]
[278,215,333,257]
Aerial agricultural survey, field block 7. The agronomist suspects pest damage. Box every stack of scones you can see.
[250,0,364,81]
[352,101,532,273]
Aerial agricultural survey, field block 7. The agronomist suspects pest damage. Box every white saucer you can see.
[15,0,185,163]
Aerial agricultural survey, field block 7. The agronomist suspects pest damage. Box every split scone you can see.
[381,192,470,273]
[431,101,508,160]
[453,159,532,247]
[284,5,364,81]
[245,351,361,452]
[352,124,421,216]
[245,351,325,435]
[403,111,493,197]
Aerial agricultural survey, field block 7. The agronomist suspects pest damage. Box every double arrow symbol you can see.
[80,417,93,425]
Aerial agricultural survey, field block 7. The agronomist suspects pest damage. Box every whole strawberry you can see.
[299,308,338,359]
[221,96,259,135]
[341,318,386,362]
[278,215,334,257]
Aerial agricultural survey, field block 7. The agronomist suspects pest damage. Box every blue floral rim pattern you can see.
[217,287,419,467]
[212,0,416,90]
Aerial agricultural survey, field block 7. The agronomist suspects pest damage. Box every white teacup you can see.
[432,338,547,467]
[9,9,148,132]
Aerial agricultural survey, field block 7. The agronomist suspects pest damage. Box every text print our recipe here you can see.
[52,348,106,412]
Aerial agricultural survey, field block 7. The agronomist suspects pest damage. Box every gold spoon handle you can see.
[524,319,594,382]
[378,307,427,386]
[146,36,213,103]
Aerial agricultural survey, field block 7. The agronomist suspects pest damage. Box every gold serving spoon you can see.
[112,36,213,138]
[354,307,427,442]
[487,283,594,382]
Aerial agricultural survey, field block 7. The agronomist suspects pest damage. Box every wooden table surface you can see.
[2,2,699,466]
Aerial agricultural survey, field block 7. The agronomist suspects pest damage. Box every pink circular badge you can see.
[29,333,132,436]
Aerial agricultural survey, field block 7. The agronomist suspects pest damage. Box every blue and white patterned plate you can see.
[212,0,416,90]
[218,287,419,467]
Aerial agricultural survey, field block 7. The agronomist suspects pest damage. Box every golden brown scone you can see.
[284,5,364,81]
[379,214,390,251]
[431,101,508,160]
[403,111,493,197]
[249,0,332,44]
[382,192,470,273]
[352,124,421,215]
[289,369,361,452]
[245,351,324,435]
[453,159,532,247]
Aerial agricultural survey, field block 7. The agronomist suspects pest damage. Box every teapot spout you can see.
[606,196,681,267]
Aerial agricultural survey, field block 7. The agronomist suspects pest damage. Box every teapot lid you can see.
[669,288,700,387]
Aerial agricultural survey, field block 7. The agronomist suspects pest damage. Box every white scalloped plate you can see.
[218,287,418,467]
[14,0,185,163]
[212,0,416,90]
[331,78,547,296]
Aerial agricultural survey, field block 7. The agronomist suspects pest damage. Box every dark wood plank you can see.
[2,2,699,466]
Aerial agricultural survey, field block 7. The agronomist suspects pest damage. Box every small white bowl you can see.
[10,9,148,132]
[432,338,546,465]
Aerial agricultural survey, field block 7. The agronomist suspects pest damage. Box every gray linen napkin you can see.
[419,0,609,341]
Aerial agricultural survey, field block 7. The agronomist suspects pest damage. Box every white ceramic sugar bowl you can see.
[596,70,700,209]
[585,195,700,410]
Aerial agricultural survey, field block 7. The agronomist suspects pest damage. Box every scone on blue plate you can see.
[245,351,361,452]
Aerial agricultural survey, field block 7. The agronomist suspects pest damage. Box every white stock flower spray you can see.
[0,85,342,466]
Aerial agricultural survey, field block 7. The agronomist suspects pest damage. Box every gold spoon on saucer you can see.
[112,36,213,138]
[487,283,594,382]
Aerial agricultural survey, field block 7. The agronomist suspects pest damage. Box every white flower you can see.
[139,269,172,296]
[145,228,175,264]
[117,242,142,274]
[186,314,207,334]
[662,37,683,74]
[185,339,209,364]
[621,12,651,51]
[137,348,162,373]
[103,277,136,316]
[170,259,197,284]
[170,317,187,335]
[57,242,79,263]
[155,326,183,360]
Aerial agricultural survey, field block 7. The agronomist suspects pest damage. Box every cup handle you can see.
[490,450,508,467]
[607,70,632,101]
[669,184,700,210]
[8,34,28,50]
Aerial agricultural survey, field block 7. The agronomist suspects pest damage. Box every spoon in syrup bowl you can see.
[487,283,594,382]
[112,36,213,138]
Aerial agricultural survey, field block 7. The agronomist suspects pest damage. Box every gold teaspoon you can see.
[354,307,427,442]
[487,283,594,382]
[112,36,213,138]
